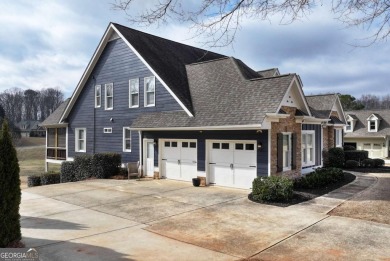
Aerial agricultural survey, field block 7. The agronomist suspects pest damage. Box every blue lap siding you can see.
[67,38,182,162]
[142,130,269,177]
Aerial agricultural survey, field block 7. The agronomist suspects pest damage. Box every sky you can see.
[0,0,389,99]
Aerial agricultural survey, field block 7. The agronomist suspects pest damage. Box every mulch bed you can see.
[248,172,356,207]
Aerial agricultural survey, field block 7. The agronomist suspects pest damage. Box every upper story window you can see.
[144,76,155,107]
[367,114,380,132]
[95,85,101,108]
[129,78,139,108]
[75,128,86,152]
[105,83,113,110]
[302,130,315,167]
[335,129,342,147]
[345,121,352,132]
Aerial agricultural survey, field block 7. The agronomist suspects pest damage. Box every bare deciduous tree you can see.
[112,0,390,46]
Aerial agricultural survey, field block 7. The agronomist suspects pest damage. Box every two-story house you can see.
[41,23,345,189]
[344,110,390,158]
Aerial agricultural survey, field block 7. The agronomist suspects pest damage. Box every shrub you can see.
[362,158,374,168]
[118,167,128,177]
[252,176,293,202]
[343,145,356,151]
[27,175,41,187]
[0,121,21,247]
[61,161,77,183]
[294,168,344,189]
[41,173,61,185]
[345,160,359,169]
[327,148,345,168]
[373,158,385,167]
[92,153,121,179]
[344,150,368,163]
[74,155,93,181]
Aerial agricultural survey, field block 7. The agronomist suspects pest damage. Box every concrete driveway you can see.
[21,174,390,261]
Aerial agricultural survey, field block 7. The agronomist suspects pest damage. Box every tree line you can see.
[339,94,390,111]
[0,87,64,124]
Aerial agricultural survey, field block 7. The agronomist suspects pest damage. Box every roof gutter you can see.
[130,124,263,131]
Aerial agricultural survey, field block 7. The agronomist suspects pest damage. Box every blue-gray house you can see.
[41,23,345,189]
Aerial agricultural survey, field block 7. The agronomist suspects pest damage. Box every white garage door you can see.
[208,140,257,189]
[363,143,383,158]
[161,140,197,181]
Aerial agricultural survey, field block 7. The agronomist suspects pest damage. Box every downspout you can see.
[92,76,96,154]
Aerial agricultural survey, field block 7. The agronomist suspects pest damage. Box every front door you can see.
[146,141,154,176]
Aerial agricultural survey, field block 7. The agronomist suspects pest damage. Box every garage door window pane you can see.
[246,144,254,150]
[221,143,229,149]
[213,143,220,149]
[190,142,196,148]
[182,142,189,148]
[235,143,244,150]
[165,141,170,147]
[373,144,381,149]
[363,143,371,150]
[172,142,178,147]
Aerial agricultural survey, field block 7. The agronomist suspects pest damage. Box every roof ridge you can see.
[249,73,295,82]
[186,56,230,66]
[306,93,337,97]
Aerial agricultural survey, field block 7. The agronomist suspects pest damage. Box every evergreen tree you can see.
[0,120,21,247]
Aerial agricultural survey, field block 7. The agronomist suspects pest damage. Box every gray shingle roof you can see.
[132,58,295,128]
[330,116,344,124]
[40,99,70,127]
[113,23,227,115]
[305,94,337,119]
[345,110,390,137]
[257,68,279,77]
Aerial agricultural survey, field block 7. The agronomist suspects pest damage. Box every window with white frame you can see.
[103,128,112,133]
[95,85,101,108]
[144,76,155,107]
[345,121,352,132]
[335,129,342,147]
[369,120,376,132]
[75,128,86,152]
[302,131,315,167]
[123,127,131,152]
[129,78,139,108]
[282,133,291,170]
[105,83,113,110]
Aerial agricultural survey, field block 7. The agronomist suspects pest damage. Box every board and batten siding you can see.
[143,130,269,177]
[302,124,322,166]
[67,38,182,162]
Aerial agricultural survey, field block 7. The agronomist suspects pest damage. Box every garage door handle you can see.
[193,161,197,163]
[230,163,233,169]
[209,162,216,165]
[249,166,256,168]
[162,158,167,160]
[178,160,181,165]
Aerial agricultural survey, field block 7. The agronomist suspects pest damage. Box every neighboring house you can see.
[16,120,45,137]
[41,22,345,189]
[344,110,390,158]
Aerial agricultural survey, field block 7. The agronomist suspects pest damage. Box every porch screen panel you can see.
[58,128,66,148]
[47,129,56,147]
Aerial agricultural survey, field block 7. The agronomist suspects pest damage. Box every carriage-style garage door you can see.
[161,140,197,181]
[207,140,257,189]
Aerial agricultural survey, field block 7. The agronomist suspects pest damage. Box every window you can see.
[302,131,315,167]
[171,142,178,147]
[123,127,131,152]
[75,128,86,152]
[144,76,155,107]
[164,141,170,147]
[369,120,376,132]
[105,83,113,110]
[212,143,220,149]
[363,143,371,150]
[345,121,352,132]
[103,128,112,133]
[129,78,139,108]
[182,142,189,148]
[235,143,244,150]
[95,85,101,108]
[246,144,255,150]
[282,133,291,169]
[221,143,229,149]
[335,129,342,147]
[190,142,196,148]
